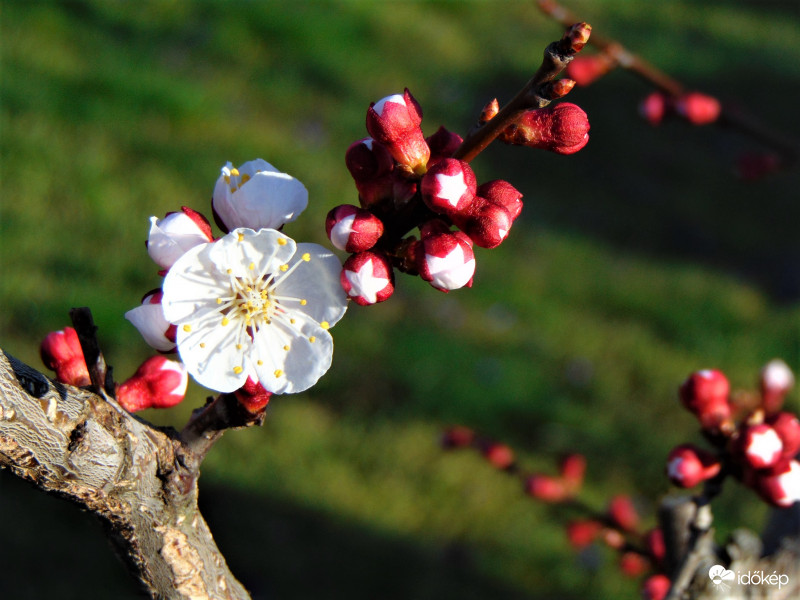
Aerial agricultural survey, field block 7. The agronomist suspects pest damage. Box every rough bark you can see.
[0,349,251,600]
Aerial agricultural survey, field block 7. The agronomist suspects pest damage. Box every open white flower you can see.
[212,159,308,232]
[161,228,347,394]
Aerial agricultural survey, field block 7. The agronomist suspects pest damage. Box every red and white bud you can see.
[116,356,188,412]
[619,552,649,578]
[738,423,784,469]
[675,92,721,125]
[40,327,91,387]
[234,376,272,413]
[566,53,615,86]
[566,519,602,549]
[421,158,477,216]
[525,474,568,503]
[146,206,213,270]
[345,137,394,183]
[559,453,587,490]
[666,444,722,488]
[607,494,639,532]
[768,412,800,460]
[679,369,732,430]
[477,180,523,222]
[753,459,800,507]
[426,126,463,167]
[641,574,671,600]
[415,223,476,292]
[340,251,395,306]
[501,102,590,155]
[325,204,384,253]
[453,198,512,249]
[639,92,671,126]
[366,89,430,175]
[760,359,794,413]
[125,289,177,352]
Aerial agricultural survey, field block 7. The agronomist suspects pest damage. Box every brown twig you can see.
[537,0,800,164]
[453,21,591,163]
[69,306,115,397]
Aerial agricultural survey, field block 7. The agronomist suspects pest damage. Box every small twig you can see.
[453,21,591,163]
[537,0,800,164]
[69,306,115,398]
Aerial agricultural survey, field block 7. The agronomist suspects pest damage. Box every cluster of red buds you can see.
[639,90,721,127]
[40,326,188,413]
[328,88,589,305]
[441,426,670,600]
[668,360,800,507]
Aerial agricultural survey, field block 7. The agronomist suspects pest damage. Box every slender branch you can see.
[453,21,591,163]
[537,0,800,164]
[69,306,115,397]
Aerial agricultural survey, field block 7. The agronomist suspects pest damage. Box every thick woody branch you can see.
[0,349,251,599]
[453,21,591,163]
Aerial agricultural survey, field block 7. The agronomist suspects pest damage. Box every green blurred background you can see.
[1,1,799,598]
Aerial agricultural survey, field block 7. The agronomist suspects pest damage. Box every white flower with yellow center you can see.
[161,227,347,394]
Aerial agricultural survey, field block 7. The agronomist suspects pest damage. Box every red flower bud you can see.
[476,180,523,222]
[441,426,475,449]
[340,251,395,306]
[619,551,649,578]
[325,204,384,253]
[421,158,477,216]
[737,423,784,469]
[639,92,672,126]
[752,458,800,507]
[146,206,214,271]
[525,474,568,503]
[607,494,639,532]
[675,92,721,125]
[234,376,272,413]
[426,126,463,167]
[40,327,91,387]
[566,519,602,549]
[116,356,188,412]
[760,359,794,414]
[645,528,666,567]
[559,453,587,490]
[414,223,475,292]
[501,102,590,155]
[366,89,430,175]
[482,443,515,470]
[453,198,512,249]
[345,137,394,183]
[679,370,732,430]
[641,574,671,600]
[768,412,800,460]
[566,54,614,86]
[666,444,722,488]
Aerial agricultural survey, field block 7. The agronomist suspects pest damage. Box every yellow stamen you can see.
[236,344,242,350]
[224,175,231,184]
[257,360,263,365]
[199,343,206,348]
[233,366,243,374]
[290,318,296,324]
[283,345,290,351]
[274,369,283,378]
[221,317,230,326]
[216,298,223,304]
[230,167,240,176]
[302,253,311,262]
[238,232,245,242]
[320,321,330,329]
[300,299,307,306]
[226,268,232,274]
[280,264,289,272]
[240,174,250,184]
[277,238,287,246]
[248,262,255,270]
[309,336,316,343]
[183,324,192,332]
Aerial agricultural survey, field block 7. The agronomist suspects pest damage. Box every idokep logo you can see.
[708,564,790,593]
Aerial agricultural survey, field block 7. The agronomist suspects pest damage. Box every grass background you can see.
[1,1,799,598]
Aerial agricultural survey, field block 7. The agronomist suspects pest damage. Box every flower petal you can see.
[207,228,296,280]
[162,243,227,324]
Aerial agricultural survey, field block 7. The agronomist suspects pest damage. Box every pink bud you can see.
[639,92,671,126]
[441,426,475,449]
[234,376,272,413]
[482,443,515,470]
[768,412,800,459]
[760,359,794,414]
[426,126,463,167]
[566,54,614,86]
[753,459,800,507]
[525,474,568,503]
[476,180,523,222]
[345,137,394,183]
[147,207,214,270]
[420,158,477,216]
[40,327,91,387]
[414,224,476,292]
[452,198,512,249]
[666,444,722,488]
[116,356,188,412]
[619,551,649,578]
[679,370,732,430]
[641,574,671,600]
[559,453,587,490]
[607,495,639,532]
[737,423,784,469]
[325,205,384,253]
[502,102,590,155]
[340,251,395,306]
[366,89,430,175]
[125,289,177,352]
[566,519,602,549]
[645,528,666,567]
[676,92,721,125]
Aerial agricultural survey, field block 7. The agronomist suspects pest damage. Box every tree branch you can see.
[0,349,251,599]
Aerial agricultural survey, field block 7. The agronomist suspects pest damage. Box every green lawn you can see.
[1,1,799,598]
